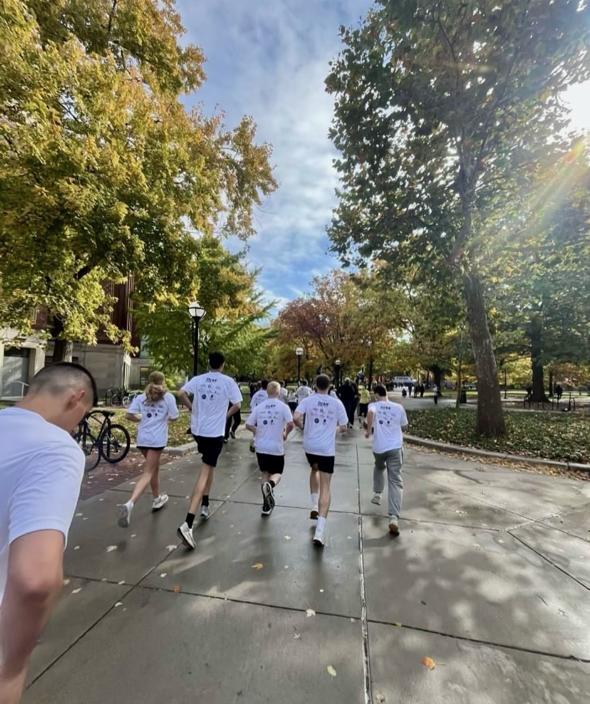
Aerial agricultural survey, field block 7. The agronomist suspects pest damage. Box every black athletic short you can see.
[192,435,224,467]
[256,453,285,475]
[305,453,335,474]
[137,446,165,452]
[358,403,369,417]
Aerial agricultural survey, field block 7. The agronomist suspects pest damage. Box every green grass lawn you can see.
[109,409,193,447]
[406,408,590,464]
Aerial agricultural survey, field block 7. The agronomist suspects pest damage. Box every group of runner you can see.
[0,356,408,703]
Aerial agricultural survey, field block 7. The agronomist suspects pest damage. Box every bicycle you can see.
[122,390,140,408]
[74,410,131,472]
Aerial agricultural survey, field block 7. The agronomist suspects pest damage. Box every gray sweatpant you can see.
[373,448,403,519]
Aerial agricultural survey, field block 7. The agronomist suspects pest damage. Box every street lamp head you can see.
[335,359,341,366]
[188,301,206,321]
[295,347,304,356]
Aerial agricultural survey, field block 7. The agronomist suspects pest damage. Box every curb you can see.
[404,435,590,472]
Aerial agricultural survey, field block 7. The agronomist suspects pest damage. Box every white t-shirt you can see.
[248,398,293,456]
[128,392,179,448]
[369,401,408,454]
[251,389,268,408]
[295,394,348,457]
[0,408,84,605]
[181,372,242,438]
[295,385,312,401]
[278,387,289,404]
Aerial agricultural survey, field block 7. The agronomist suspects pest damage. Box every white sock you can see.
[317,516,326,530]
[311,493,319,507]
[126,500,134,509]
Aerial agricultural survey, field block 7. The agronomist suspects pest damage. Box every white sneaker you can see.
[371,493,382,505]
[152,494,169,511]
[313,525,325,547]
[389,517,400,535]
[117,503,132,528]
[177,522,196,549]
[200,504,210,519]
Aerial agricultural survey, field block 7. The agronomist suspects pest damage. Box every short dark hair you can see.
[374,384,387,398]
[316,374,330,391]
[261,379,269,389]
[302,379,308,386]
[209,351,225,370]
[29,362,98,405]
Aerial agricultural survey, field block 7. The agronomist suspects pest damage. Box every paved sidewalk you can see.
[23,429,590,703]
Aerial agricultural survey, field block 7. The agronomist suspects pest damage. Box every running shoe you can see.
[310,506,319,520]
[200,504,210,519]
[177,522,196,549]
[389,517,400,535]
[117,503,132,528]
[230,430,236,439]
[261,482,275,516]
[313,525,325,546]
[371,493,382,505]
[152,494,169,511]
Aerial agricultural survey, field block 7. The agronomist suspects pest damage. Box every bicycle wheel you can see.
[122,395,131,408]
[101,424,131,464]
[75,427,101,472]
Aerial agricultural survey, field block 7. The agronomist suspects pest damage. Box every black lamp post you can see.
[335,359,341,389]
[188,301,206,378]
[296,347,303,383]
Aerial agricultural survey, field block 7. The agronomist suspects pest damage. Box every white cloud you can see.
[177,0,373,302]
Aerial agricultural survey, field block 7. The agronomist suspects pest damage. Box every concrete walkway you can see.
[23,429,590,703]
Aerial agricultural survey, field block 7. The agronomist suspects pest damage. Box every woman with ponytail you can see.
[117,372,179,528]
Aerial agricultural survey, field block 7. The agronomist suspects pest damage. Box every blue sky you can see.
[176,1,590,311]
[177,0,374,309]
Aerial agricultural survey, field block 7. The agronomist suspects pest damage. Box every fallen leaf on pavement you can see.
[306,609,316,618]
[172,586,182,593]
[73,546,80,550]
[252,563,264,570]
[115,602,123,607]
[327,665,337,677]
[376,695,386,703]
[166,545,176,551]
[293,632,301,640]
[160,573,167,578]
[394,622,402,627]
[71,588,82,594]
[284,536,292,540]
[106,545,118,553]
[422,657,436,671]
[63,579,70,586]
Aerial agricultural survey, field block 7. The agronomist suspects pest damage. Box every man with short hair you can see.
[0,362,97,704]
[177,352,242,549]
[365,384,408,535]
[294,374,348,546]
[251,380,269,409]
[294,378,312,403]
[246,382,294,516]
[278,380,289,405]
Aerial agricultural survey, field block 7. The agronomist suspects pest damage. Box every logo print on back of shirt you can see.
[314,418,320,423]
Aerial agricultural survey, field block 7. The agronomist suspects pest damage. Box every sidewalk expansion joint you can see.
[357,445,374,704]
[365,618,590,664]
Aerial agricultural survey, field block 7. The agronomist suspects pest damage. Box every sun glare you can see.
[564,81,590,133]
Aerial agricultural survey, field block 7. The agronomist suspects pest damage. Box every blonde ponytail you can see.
[145,371,167,403]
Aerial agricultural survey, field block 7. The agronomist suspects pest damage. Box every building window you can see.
[139,366,151,386]
[139,337,150,359]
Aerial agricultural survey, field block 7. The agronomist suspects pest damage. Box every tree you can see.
[326,0,590,435]
[0,0,276,359]
[275,270,406,379]
[133,237,274,377]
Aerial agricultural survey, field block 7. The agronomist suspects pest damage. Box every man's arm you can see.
[227,402,241,419]
[178,389,193,412]
[365,409,375,438]
[284,420,295,440]
[293,411,305,430]
[125,413,140,423]
[0,531,66,704]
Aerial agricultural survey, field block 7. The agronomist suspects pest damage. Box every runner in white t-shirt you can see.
[278,381,289,404]
[294,379,312,403]
[0,362,97,704]
[294,374,348,547]
[177,352,242,549]
[246,382,294,516]
[365,384,409,535]
[116,372,179,529]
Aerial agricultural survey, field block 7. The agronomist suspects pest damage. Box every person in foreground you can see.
[117,371,179,528]
[293,374,348,546]
[365,384,408,535]
[0,362,97,704]
[177,351,242,549]
[246,382,294,515]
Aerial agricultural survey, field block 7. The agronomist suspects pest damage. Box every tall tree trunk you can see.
[430,365,443,392]
[52,317,73,362]
[530,316,549,402]
[463,271,505,436]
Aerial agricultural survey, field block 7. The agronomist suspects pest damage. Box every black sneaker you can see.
[261,481,273,516]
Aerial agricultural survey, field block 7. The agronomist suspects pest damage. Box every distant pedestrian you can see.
[338,378,357,428]
[246,382,294,516]
[402,387,407,398]
[279,380,289,404]
[433,384,439,405]
[287,387,298,414]
[294,374,348,546]
[0,362,97,704]
[366,385,408,535]
[117,372,179,528]
[295,378,313,403]
[358,385,371,427]
[555,384,563,401]
[250,380,269,452]
[225,400,241,441]
[177,352,242,549]
[420,384,425,398]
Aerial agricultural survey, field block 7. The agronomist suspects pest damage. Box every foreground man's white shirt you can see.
[0,408,84,605]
